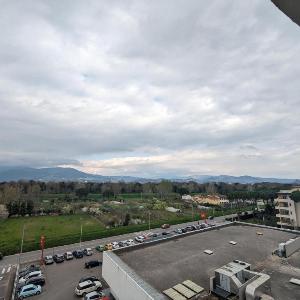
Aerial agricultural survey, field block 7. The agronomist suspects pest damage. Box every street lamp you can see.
[79,218,83,249]
[18,224,25,266]
[148,211,151,231]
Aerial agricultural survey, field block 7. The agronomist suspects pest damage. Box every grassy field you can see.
[0,203,254,256]
[0,213,197,255]
[0,214,105,255]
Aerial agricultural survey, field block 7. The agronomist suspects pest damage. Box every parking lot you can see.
[20,252,109,300]
[13,221,222,300]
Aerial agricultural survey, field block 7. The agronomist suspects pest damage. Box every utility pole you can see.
[18,224,25,266]
[191,204,194,221]
[80,222,83,249]
[148,211,151,231]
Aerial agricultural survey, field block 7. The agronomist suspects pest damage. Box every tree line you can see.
[0,180,292,217]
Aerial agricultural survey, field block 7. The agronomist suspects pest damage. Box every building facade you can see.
[192,194,229,206]
[275,188,300,230]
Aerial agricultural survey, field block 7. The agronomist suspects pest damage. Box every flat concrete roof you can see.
[117,224,300,300]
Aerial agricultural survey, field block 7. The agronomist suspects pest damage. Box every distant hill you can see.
[179,174,299,184]
[0,166,298,184]
[0,166,146,183]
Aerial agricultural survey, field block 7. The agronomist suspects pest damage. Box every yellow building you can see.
[192,194,229,206]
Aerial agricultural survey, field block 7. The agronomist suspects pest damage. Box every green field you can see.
[0,214,105,255]
[0,213,196,256]
[0,203,254,256]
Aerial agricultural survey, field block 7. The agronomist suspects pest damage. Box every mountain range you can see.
[0,166,299,184]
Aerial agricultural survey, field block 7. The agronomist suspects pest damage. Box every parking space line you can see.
[7,266,11,273]
[1,268,5,274]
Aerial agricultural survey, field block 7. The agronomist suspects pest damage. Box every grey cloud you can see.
[0,0,299,177]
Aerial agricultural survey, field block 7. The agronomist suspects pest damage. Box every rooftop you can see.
[116,224,300,300]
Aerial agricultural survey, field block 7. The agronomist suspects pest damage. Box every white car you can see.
[83,248,93,256]
[112,242,119,249]
[127,239,135,246]
[19,270,42,283]
[75,280,102,296]
[84,291,105,300]
[64,251,74,260]
[135,236,145,243]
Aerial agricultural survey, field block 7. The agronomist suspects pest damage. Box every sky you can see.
[0,0,300,178]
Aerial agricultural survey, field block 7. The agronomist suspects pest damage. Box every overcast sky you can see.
[0,0,299,178]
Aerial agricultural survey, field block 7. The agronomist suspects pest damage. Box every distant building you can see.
[192,194,229,206]
[257,199,266,212]
[165,207,181,213]
[275,187,300,230]
[0,204,9,219]
[181,195,192,202]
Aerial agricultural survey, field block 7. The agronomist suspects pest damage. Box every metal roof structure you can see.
[271,0,300,27]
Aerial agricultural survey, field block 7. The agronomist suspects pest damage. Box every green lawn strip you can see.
[0,206,253,256]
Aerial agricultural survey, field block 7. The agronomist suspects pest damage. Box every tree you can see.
[19,202,26,216]
[157,180,172,199]
[75,188,89,199]
[123,213,131,226]
[291,191,300,203]
[27,200,34,215]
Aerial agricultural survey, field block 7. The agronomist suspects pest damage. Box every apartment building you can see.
[275,187,300,230]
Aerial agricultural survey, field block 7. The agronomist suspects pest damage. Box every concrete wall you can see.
[284,237,300,257]
[295,202,300,228]
[102,251,165,300]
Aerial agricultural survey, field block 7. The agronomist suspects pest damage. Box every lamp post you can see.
[79,218,83,249]
[148,211,151,231]
[191,204,194,221]
[18,224,25,266]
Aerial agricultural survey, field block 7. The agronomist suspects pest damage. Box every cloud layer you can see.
[1,0,300,178]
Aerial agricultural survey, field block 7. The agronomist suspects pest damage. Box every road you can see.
[0,212,242,267]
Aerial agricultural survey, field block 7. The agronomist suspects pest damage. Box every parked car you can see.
[174,228,183,234]
[19,271,42,284]
[84,291,105,300]
[17,276,45,291]
[208,216,214,220]
[18,284,41,299]
[111,242,119,249]
[135,236,145,243]
[73,250,84,258]
[126,239,135,246]
[162,231,171,236]
[64,251,74,260]
[44,255,54,265]
[161,224,170,229]
[118,241,126,247]
[79,276,99,283]
[105,243,113,251]
[75,280,102,296]
[181,228,187,233]
[19,265,40,279]
[83,248,93,256]
[185,226,194,231]
[85,260,102,269]
[26,276,45,286]
[53,254,64,263]
[95,245,105,252]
